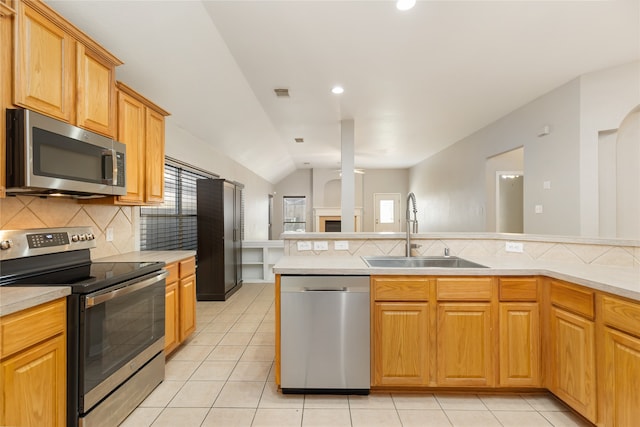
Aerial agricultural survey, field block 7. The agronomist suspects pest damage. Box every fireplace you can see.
[314,208,362,232]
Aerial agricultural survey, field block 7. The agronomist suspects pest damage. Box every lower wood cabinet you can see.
[437,303,494,387]
[499,302,540,387]
[164,256,197,355]
[549,306,596,422]
[603,328,640,426]
[373,302,429,386]
[0,298,67,427]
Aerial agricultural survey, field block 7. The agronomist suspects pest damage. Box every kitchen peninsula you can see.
[273,232,640,427]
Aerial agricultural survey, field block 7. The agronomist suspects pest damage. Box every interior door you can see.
[374,193,401,232]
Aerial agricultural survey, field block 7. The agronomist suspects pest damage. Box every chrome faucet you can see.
[406,192,418,257]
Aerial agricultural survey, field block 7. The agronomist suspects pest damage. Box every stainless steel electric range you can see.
[0,227,167,427]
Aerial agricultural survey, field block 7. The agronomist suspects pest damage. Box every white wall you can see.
[272,169,313,237]
[164,120,274,240]
[362,169,409,232]
[273,168,409,235]
[410,78,581,234]
[579,61,640,237]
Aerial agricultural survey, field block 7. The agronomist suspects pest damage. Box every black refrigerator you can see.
[196,178,243,301]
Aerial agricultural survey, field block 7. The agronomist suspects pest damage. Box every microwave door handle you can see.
[110,148,118,186]
[101,149,117,185]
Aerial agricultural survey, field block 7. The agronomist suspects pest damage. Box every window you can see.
[283,196,306,232]
[140,158,217,251]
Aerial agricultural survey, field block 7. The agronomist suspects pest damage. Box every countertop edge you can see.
[0,286,71,317]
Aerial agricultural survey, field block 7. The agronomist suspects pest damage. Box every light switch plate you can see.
[535,204,543,214]
[314,241,329,251]
[334,241,349,250]
[106,228,114,242]
[297,241,312,251]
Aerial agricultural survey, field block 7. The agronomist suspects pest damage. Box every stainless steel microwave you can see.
[5,109,126,197]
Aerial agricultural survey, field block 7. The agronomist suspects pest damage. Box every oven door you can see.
[79,270,167,412]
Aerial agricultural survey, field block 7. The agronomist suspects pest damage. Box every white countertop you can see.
[95,250,196,265]
[0,286,71,317]
[273,255,640,301]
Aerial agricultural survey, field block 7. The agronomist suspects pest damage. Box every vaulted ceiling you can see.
[49,0,639,184]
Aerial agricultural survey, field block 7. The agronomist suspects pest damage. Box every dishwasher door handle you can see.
[303,287,347,292]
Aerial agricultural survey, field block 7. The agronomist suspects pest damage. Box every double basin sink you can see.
[362,256,488,269]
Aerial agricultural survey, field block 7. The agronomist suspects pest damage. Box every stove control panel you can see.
[0,227,96,261]
[27,232,70,248]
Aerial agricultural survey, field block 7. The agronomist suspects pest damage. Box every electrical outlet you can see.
[334,241,349,250]
[314,241,329,251]
[535,204,543,214]
[505,241,524,253]
[106,228,114,242]
[297,241,312,251]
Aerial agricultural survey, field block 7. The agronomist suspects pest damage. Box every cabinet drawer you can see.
[179,257,196,277]
[1,298,66,359]
[550,280,594,319]
[602,295,640,338]
[436,277,493,301]
[165,262,179,283]
[500,277,538,301]
[372,276,429,301]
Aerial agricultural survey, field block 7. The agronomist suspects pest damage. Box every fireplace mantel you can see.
[314,207,362,232]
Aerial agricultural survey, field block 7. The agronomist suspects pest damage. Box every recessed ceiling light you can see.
[331,86,344,95]
[396,0,416,11]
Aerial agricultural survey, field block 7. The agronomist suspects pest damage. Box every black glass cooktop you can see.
[2,261,164,294]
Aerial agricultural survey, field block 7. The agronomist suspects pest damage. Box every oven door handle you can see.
[85,270,169,308]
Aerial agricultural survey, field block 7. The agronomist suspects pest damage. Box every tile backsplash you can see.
[0,196,137,259]
[284,236,640,268]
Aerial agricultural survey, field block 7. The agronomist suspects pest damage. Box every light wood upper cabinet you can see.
[549,306,596,423]
[117,89,146,204]
[76,43,116,136]
[115,82,169,205]
[0,298,67,427]
[437,303,495,387]
[15,1,74,122]
[145,107,166,204]
[0,1,15,198]
[14,0,122,137]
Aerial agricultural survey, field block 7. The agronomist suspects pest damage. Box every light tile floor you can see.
[120,283,594,427]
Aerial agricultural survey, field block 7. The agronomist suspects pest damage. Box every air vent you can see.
[274,88,290,97]
[294,138,304,143]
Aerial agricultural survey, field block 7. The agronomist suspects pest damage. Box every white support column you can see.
[341,119,355,232]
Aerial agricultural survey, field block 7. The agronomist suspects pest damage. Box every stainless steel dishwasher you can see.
[280,275,370,394]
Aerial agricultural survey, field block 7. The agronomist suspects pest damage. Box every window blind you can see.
[140,159,217,251]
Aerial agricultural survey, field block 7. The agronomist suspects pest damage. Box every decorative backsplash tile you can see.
[0,196,136,259]
[283,236,640,268]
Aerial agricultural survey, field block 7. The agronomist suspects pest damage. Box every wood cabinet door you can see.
[0,2,14,198]
[603,328,640,427]
[15,3,74,122]
[164,281,179,354]
[116,90,145,204]
[550,307,596,422]
[179,274,197,341]
[499,302,540,387]
[76,44,115,137]
[145,108,165,203]
[437,303,494,386]
[373,302,429,386]
[0,334,66,427]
